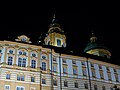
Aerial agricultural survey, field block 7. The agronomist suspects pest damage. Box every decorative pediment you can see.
[15,35,32,43]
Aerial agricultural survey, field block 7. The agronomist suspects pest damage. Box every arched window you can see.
[57,39,61,46]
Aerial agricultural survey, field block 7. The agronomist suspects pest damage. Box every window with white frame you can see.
[4,85,10,90]
[18,58,26,67]
[31,60,36,68]
[16,86,25,90]
[42,62,46,71]
[7,56,13,65]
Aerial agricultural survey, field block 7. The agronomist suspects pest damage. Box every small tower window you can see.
[57,39,61,46]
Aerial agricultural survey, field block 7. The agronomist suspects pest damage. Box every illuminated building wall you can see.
[0,40,120,90]
[0,15,120,90]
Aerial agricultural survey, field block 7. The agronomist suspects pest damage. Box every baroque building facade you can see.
[0,15,120,90]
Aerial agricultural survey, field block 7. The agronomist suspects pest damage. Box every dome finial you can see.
[90,30,97,43]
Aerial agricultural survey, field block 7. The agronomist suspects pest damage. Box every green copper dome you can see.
[84,33,111,59]
[84,41,109,52]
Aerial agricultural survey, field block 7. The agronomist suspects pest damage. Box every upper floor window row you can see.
[19,51,27,56]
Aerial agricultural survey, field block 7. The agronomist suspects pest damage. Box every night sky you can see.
[0,8,120,64]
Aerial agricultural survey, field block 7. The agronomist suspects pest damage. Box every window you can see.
[9,50,13,54]
[57,39,61,46]
[100,72,104,79]
[16,86,25,90]
[18,58,26,67]
[63,67,67,74]
[42,55,46,59]
[17,75,25,81]
[91,63,94,67]
[42,62,46,71]
[6,74,10,79]
[21,75,25,81]
[99,65,102,70]
[31,60,36,68]
[31,77,35,82]
[30,87,35,90]
[81,61,85,66]
[114,69,117,73]
[48,41,50,45]
[63,59,66,63]
[32,53,36,57]
[64,80,68,87]
[4,85,10,90]
[108,74,111,80]
[82,69,87,76]
[73,68,77,75]
[53,57,56,62]
[74,82,78,88]
[23,52,26,56]
[19,51,22,55]
[7,56,13,65]
[115,74,119,82]
[84,83,88,89]
[94,85,98,90]
[42,78,46,84]
[92,70,96,77]
[53,79,57,86]
[0,49,2,53]
[102,86,106,90]
[72,60,76,64]
[53,65,57,72]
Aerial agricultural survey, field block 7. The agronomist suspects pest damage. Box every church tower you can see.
[44,14,66,47]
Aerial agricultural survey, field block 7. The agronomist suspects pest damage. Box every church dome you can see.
[84,41,109,52]
[84,33,111,59]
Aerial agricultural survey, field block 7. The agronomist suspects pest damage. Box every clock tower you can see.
[44,14,66,47]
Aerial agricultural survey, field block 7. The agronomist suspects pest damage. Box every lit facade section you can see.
[0,40,120,90]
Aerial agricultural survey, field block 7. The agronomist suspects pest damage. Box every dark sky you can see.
[0,8,120,64]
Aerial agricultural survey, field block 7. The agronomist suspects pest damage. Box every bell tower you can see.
[44,14,66,47]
